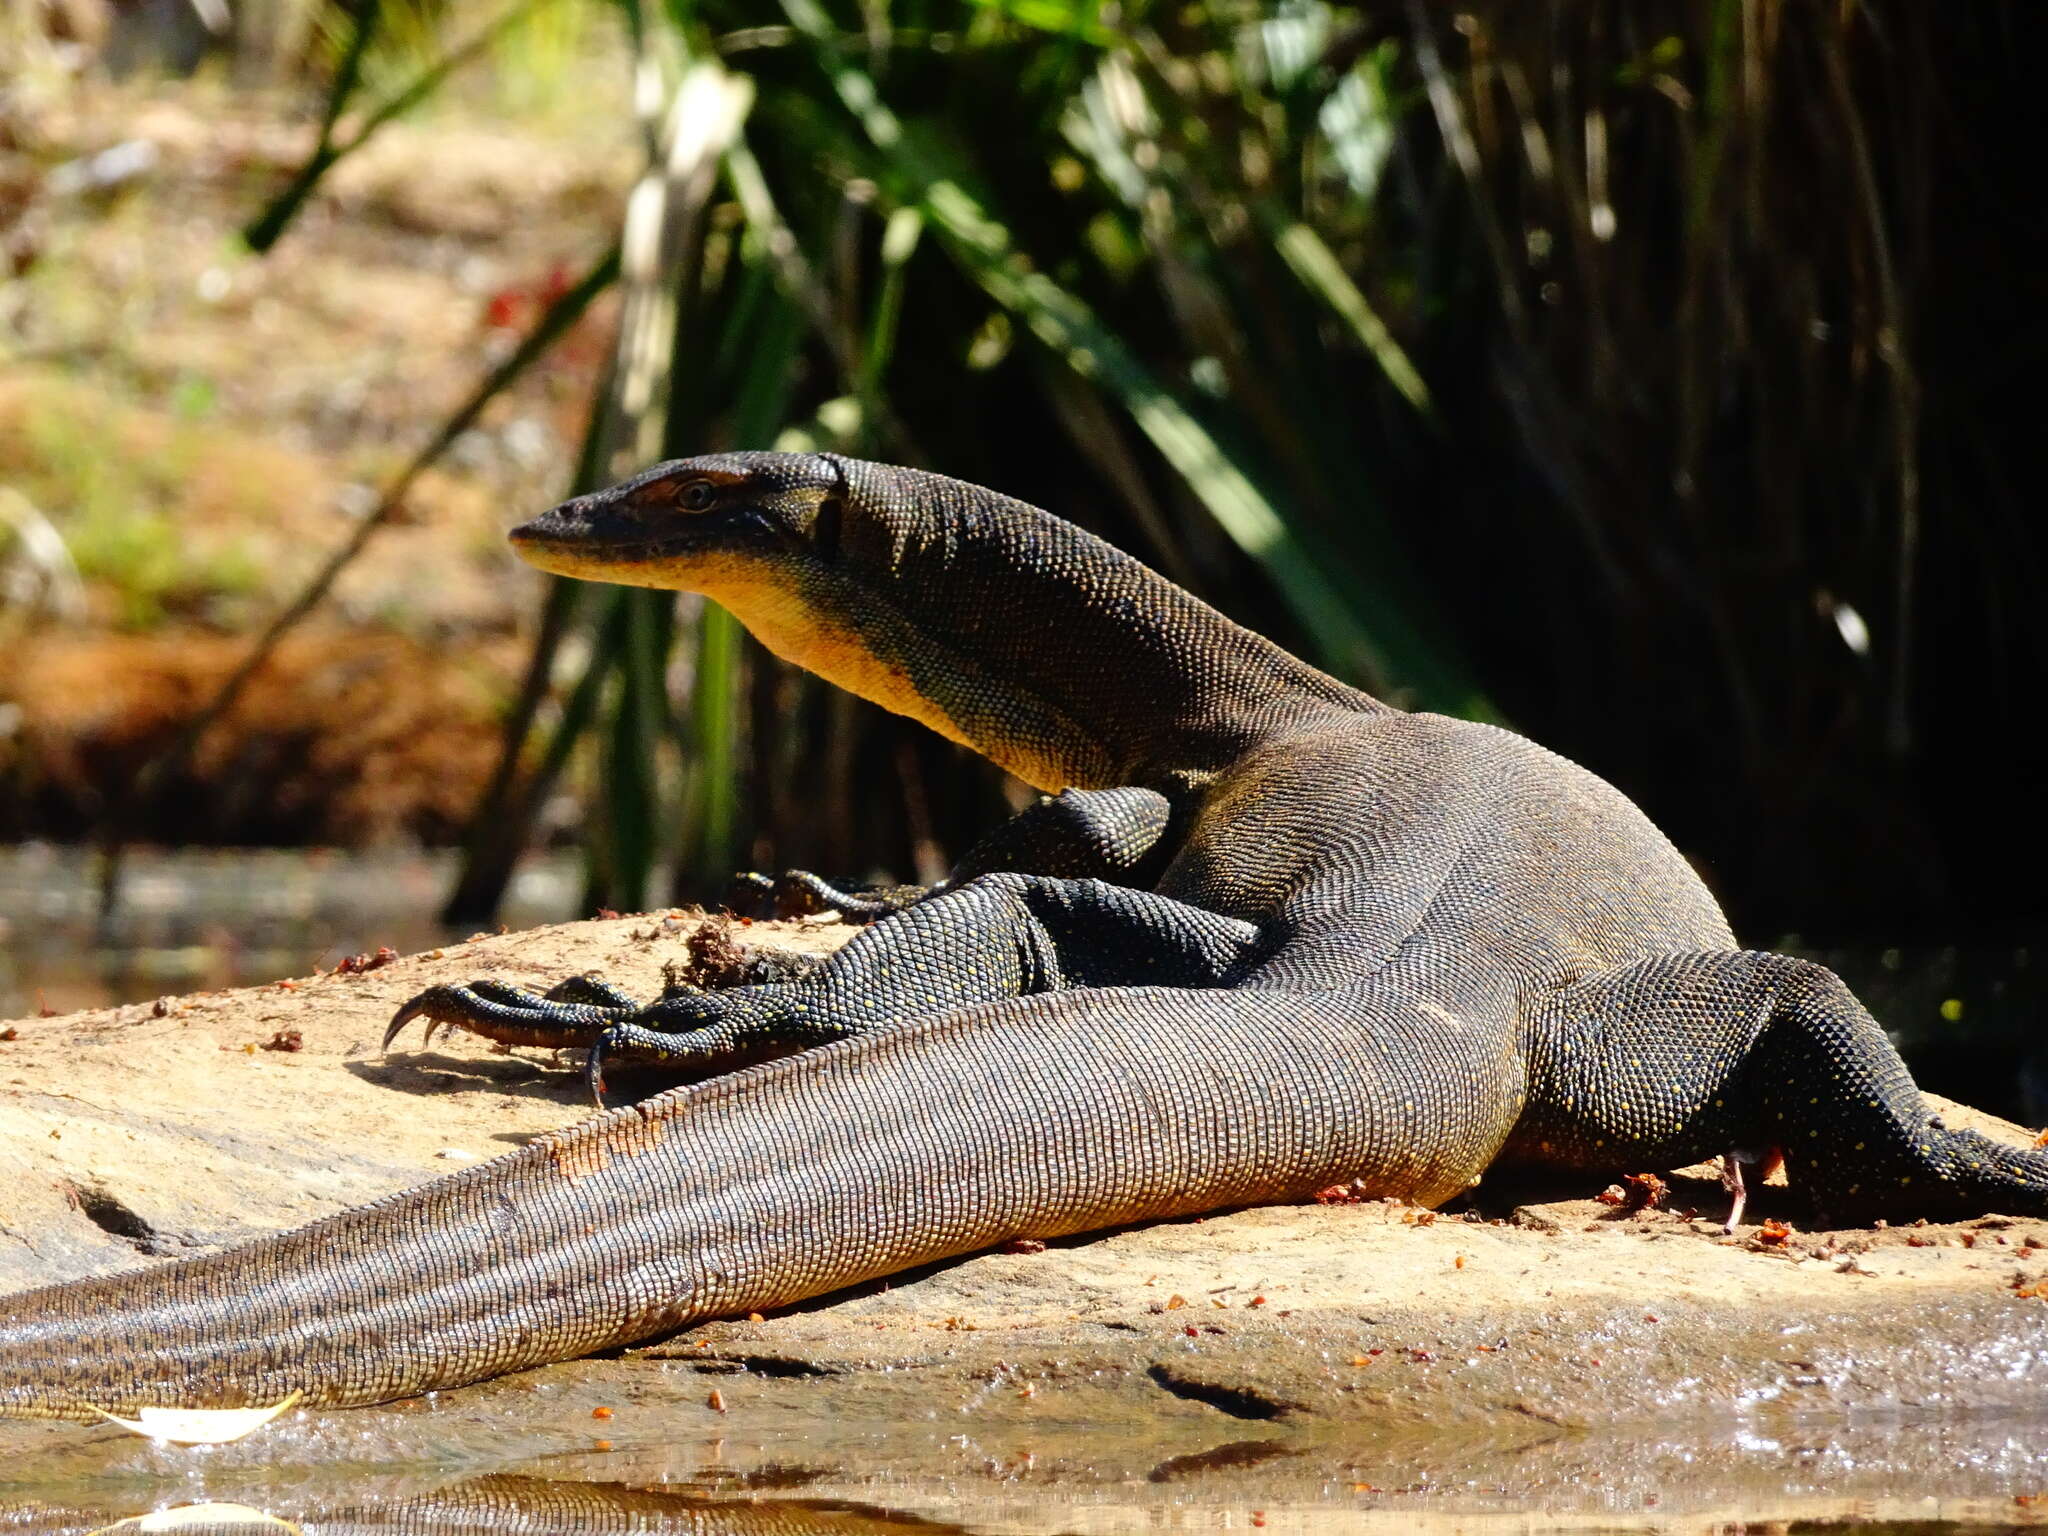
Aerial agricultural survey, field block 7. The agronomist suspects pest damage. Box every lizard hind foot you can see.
[580,1014,791,1103]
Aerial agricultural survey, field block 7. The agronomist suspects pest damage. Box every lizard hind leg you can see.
[1519,950,2048,1225]
[1750,959,2048,1223]
[388,872,1262,1098]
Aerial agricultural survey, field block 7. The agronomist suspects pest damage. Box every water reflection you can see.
[2,1470,2043,1536]
[0,1477,958,1535]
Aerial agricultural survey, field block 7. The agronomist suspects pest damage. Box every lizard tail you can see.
[0,988,1412,1420]
[1921,1128,2048,1220]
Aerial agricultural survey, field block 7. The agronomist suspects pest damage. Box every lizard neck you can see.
[706,459,1383,794]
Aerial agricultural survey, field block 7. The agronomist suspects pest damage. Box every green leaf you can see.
[959,0,1119,48]
[1269,219,1432,416]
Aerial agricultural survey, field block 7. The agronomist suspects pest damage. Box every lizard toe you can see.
[385,980,626,1054]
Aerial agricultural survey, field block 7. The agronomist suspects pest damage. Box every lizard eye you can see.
[677,479,719,513]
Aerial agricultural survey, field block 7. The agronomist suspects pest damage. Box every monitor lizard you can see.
[4,451,2043,1420]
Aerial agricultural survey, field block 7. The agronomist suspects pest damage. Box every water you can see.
[3,1415,2047,1532]
[0,845,581,1020]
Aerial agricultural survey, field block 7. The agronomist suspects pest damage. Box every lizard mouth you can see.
[508,500,792,602]
[508,493,707,578]
[511,525,689,563]
[510,534,713,590]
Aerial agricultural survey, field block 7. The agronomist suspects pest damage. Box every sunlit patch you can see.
[90,1391,302,1445]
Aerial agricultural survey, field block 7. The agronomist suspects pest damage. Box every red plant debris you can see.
[1596,1172,1670,1212]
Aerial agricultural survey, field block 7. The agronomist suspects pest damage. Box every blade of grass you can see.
[580,60,756,906]
[607,62,756,473]
[673,278,805,899]
[442,324,626,925]
[856,206,923,451]
[721,136,922,461]
[1035,360,1204,592]
[1268,218,1433,417]
[959,0,1117,48]
[440,572,585,924]
[675,601,743,893]
[240,0,381,254]
[594,587,675,911]
[463,582,631,921]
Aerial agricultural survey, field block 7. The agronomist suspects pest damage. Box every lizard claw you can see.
[382,980,626,1054]
[725,868,926,923]
[582,1022,701,1107]
[384,987,467,1051]
[1719,1150,1748,1233]
[1718,1145,1784,1232]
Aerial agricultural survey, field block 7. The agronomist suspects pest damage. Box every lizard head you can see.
[509,451,845,591]
[510,450,1016,769]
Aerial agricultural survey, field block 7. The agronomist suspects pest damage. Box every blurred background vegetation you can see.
[0,0,2041,1006]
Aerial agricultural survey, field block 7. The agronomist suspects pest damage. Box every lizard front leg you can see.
[389,872,1261,1098]
[729,785,1174,920]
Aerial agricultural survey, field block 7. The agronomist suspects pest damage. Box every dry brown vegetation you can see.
[0,628,503,844]
[0,68,631,845]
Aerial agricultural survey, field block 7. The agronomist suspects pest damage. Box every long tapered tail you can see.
[0,988,1424,1420]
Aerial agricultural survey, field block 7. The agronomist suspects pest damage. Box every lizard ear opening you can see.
[812,492,843,563]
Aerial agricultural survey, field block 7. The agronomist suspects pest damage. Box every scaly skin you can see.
[4,452,2045,1421]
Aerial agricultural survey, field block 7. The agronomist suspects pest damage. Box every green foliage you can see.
[236,0,2031,934]
[62,506,263,630]
[13,393,262,629]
